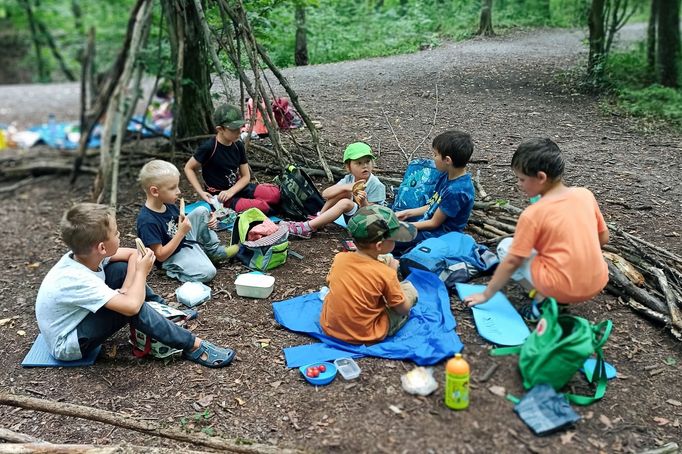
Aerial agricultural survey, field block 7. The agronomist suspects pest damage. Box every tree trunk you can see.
[163,0,213,140]
[647,0,658,70]
[294,4,309,66]
[657,0,680,87]
[19,0,49,82]
[477,0,495,36]
[587,0,606,83]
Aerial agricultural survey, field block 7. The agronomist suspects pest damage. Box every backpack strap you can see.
[593,319,613,350]
[205,136,219,163]
[489,346,521,356]
[564,350,608,405]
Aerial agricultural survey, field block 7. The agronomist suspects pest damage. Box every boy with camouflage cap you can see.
[320,205,419,344]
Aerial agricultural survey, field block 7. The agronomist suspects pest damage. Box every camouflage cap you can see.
[347,205,417,243]
[213,104,246,130]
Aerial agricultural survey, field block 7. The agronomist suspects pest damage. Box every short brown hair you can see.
[60,203,115,255]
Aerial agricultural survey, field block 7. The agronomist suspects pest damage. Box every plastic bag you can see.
[401,366,438,396]
[175,282,211,308]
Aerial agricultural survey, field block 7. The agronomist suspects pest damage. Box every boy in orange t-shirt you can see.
[464,138,609,321]
[320,205,419,344]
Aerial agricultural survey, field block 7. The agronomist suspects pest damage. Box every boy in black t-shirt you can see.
[184,104,280,213]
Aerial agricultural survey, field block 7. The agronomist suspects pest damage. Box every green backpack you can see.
[491,298,612,406]
[231,208,289,272]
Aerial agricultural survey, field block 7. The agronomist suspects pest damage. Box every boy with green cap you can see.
[320,205,419,344]
[287,142,386,238]
[184,104,281,214]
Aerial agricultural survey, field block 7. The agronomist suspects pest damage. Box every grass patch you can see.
[603,46,682,129]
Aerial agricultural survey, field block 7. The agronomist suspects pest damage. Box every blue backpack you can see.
[399,232,499,290]
[392,159,442,211]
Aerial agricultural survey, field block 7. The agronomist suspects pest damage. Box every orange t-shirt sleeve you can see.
[508,212,537,258]
[384,273,406,309]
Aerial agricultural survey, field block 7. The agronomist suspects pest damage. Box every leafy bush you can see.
[603,46,682,129]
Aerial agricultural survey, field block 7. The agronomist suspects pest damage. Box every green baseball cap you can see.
[343,142,376,162]
[213,104,246,130]
[347,205,417,243]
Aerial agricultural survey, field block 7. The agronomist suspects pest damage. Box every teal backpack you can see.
[231,208,289,272]
[491,298,612,406]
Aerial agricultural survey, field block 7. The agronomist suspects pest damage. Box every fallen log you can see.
[0,428,45,444]
[0,444,211,454]
[0,392,301,454]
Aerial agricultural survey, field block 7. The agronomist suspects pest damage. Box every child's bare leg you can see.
[309,199,355,230]
[320,193,350,214]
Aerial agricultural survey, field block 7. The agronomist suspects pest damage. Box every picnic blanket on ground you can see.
[273,268,463,368]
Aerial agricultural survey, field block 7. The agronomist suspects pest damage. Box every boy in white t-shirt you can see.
[35,203,235,367]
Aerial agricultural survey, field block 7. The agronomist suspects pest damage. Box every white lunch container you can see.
[235,272,275,299]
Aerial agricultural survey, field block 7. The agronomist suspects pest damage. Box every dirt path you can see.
[1,26,680,453]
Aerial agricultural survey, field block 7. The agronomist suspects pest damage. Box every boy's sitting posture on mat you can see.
[137,160,232,283]
[320,205,419,344]
[287,142,385,238]
[464,138,609,321]
[35,203,235,367]
[394,130,475,254]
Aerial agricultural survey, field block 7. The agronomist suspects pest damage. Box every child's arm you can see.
[184,157,212,203]
[148,216,192,262]
[395,205,428,221]
[599,229,609,246]
[216,163,251,203]
[108,247,138,293]
[464,253,525,306]
[104,249,156,316]
[411,207,447,231]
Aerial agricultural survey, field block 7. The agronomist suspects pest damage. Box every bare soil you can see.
[0,27,681,453]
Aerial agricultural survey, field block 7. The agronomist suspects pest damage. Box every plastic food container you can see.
[334,357,361,380]
[234,272,275,298]
[175,281,212,307]
[299,362,337,386]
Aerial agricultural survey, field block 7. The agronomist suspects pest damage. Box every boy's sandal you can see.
[519,301,542,323]
[182,309,199,321]
[183,340,235,368]
[286,221,312,239]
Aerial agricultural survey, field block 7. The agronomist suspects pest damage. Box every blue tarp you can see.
[273,268,463,368]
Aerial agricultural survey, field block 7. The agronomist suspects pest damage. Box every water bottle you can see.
[444,353,470,410]
[47,113,62,148]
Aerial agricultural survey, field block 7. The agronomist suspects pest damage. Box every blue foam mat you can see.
[455,283,530,346]
[274,268,463,368]
[22,333,101,367]
[581,358,617,381]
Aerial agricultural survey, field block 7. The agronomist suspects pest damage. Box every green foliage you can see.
[603,45,682,129]
[253,0,589,68]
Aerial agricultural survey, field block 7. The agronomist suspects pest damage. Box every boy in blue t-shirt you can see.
[394,130,475,254]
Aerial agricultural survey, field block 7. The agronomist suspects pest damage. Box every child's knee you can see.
[195,263,217,283]
[338,198,356,214]
[254,183,281,205]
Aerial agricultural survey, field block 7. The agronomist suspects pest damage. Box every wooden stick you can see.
[0,444,211,454]
[623,299,682,341]
[650,267,682,330]
[606,262,669,314]
[0,393,300,454]
[0,428,45,444]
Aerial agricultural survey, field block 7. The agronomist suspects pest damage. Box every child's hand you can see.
[463,293,489,307]
[137,248,156,276]
[217,190,233,203]
[355,190,368,206]
[395,210,412,221]
[200,191,213,204]
[207,211,218,230]
[178,215,192,236]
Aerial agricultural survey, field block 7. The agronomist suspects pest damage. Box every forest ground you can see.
[0,25,681,453]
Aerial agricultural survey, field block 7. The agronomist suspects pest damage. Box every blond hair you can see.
[61,203,115,255]
[138,160,180,191]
